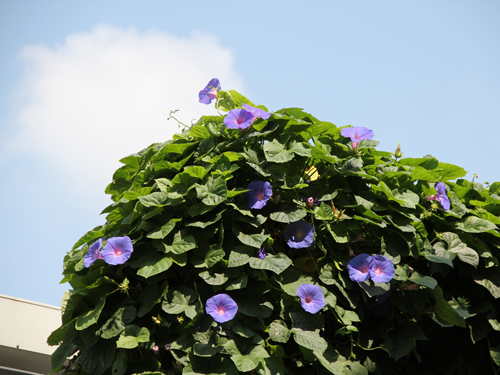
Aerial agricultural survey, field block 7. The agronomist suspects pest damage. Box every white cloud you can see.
[11,24,244,200]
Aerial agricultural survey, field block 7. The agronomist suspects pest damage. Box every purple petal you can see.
[284,220,314,249]
[101,236,134,265]
[435,182,450,210]
[84,238,102,268]
[223,108,255,130]
[198,78,220,104]
[245,181,273,209]
[206,294,238,323]
[347,253,373,282]
[296,284,326,314]
[242,104,271,120]
[258,248,266,259]
[341,127,374,142]
[368,254,395,283]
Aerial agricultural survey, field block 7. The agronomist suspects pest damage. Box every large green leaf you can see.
[270,206,307,223]
[249,253,292,274]
[293,328,328,352]
[116,325,151,349]
[432,286,466,327]
[263,139,294,163]
[196,176,228,206]
[76,299,105,330]
[455,216,497,233]
[137,254,173,278]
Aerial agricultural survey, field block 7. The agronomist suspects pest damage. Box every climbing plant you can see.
[49,78,500,374]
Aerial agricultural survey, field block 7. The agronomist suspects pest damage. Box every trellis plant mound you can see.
[50,79,500,375]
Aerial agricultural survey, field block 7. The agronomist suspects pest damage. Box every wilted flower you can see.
[284,220,314,249]
[84,239,102,268]
[425,182,450,210]
[369,254,395,283]
[347,253,372,282]
[258,248,266,259]
[302,197,320,207]
[205,294,238,323]
[245,181,273,209]
[340,126,374,150]
[296,284,326,314]
[224,108,255,129]
[101,236,134,265]
[152,345,159,354]
[165,343,171,351]
[199,78,221,104]
[242,103,271,120]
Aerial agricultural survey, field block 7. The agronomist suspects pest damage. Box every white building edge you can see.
[0,294,61,375]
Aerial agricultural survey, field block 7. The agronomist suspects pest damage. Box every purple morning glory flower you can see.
[84,238,102,268]
[296,284,326,314]
[199,78,221,104]
[368,255,395,283]
[224,108,255,130]
[242,103,271,120]
[245,181,273,209]
[205,293,238,323]
[340,126,374,150]
[284,220,314,249]
[347,253,373,282]
[258,248,266,259]
[425,181,450,210]
[101,236,134,265]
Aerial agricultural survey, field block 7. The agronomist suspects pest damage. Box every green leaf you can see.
[249,253,292,274]
[137,254,173,278]
[455,216,498,233]
[138,192,168,207]
[270,206,307,223]
[408,272,437,289]
[314,203,335,220]
[116,325,150,349]
[424,242,455,268]
[79,339,115,375]
[269,320,291,343]
[199,270,229,285]
[162,230,197,254]
[490,345,500,366]
[196,176,228,206]
[235,231,269,248]
[76,299,105,330]
[231,354,260,373]
[111,350,128,375]
[313,345,345,373]
[238,299,274,318]
[432,286,466,327]
[146,219,181,239]
[263,139,294,163]
[383,331,414,361]
[97,306,137,339]
[162,287,200,319]
[293,328,328,352]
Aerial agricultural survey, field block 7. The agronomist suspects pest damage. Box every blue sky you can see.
[1,1,499,307]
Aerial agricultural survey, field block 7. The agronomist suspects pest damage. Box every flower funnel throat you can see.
[205,294,238,323]
[284,220,314,249]
[245,181,273,209]
[296,284,326,314]
[101,236,134,265]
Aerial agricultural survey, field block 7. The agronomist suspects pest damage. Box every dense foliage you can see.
[50,81,500,374]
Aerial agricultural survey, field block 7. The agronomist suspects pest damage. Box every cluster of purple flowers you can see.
[84,236,134,268]
[425,181,450,210]
[347,253,395,283]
